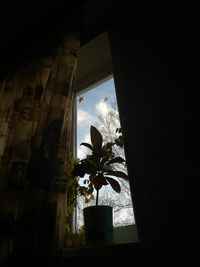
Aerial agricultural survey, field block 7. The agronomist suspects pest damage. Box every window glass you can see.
[75,76,135,229]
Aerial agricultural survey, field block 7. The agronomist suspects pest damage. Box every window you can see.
[73,32,138,244]
[76,76,135,223]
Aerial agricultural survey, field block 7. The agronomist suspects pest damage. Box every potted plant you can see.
[71,125,128,246]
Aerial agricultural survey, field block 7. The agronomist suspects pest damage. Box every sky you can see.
[76,77,135,227]
[76,77,118,159]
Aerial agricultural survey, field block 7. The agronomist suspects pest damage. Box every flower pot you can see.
[83,205,114,246]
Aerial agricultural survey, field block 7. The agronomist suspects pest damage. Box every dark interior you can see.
[0,1,199,265]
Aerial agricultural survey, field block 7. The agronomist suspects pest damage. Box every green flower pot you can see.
[83,205,114,246]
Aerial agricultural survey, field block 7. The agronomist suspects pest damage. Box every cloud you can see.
[95,99,110,116]
[77,109,96,125]
[95,98,120,134]
[77,132,91,159]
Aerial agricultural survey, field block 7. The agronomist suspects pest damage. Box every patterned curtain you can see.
[0,32,80,261]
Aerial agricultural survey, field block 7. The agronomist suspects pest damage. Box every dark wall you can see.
[108,12,199,256]
[0,2,84,79]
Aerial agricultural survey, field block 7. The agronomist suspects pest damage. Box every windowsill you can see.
[60,242,163,266]
[61,242,141,261]
[61,224,139,261]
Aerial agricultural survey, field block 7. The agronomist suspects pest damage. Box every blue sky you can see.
[76,77,118,158]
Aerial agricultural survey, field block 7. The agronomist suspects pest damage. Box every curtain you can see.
[0,31,81,261]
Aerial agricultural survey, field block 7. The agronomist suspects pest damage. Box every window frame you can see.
[71,32,138,244]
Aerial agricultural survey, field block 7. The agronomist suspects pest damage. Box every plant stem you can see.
[96,189,99,206]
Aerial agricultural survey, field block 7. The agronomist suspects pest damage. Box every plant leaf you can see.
[105,177,121,193]
[90,125,103,151]
[102,165,113,172]
[71,164,86,177]
[80,142,94,151]
[107,156,125,165]
[98,175,108,185]
[100,155,109,166]
[93,177,103,191]
[104,170,129,180]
